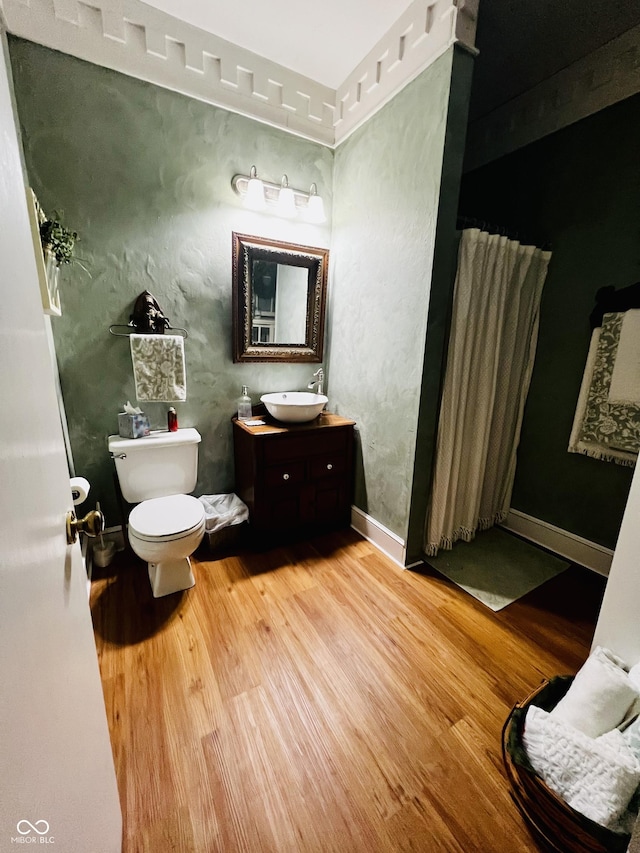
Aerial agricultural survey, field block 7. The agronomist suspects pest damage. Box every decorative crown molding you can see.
[464,23,640,172]
[333,0,466,145]
[2,0,470,147]
[4,0,337,144]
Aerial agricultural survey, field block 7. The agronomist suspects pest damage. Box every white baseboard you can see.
[350,506,407,568]
[502,509,613,577]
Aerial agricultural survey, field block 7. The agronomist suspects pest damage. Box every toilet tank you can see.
[108,427,201,503]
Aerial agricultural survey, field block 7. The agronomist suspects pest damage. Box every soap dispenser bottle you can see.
[237,386,252,421]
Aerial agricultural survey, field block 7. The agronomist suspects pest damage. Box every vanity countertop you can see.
[232,410,355,436]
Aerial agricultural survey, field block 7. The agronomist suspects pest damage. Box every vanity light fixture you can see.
[231,166,326,223]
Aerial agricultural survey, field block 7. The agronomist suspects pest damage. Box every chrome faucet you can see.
[308,367,324,395]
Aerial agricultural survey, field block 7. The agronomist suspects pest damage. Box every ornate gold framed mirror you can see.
[232,232,328,363]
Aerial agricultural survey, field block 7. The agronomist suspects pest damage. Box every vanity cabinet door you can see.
[313,480,345,523]
[233,415,355,537]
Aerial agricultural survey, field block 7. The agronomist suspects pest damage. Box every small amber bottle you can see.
[167,407,178,432]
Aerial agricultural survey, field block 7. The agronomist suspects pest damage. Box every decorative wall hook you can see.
[108,290,189,338]
[130,290,170,334]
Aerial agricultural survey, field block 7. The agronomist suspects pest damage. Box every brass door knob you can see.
[66,508,105,544]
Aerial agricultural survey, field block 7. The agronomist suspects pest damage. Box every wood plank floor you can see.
[90,529,606,852]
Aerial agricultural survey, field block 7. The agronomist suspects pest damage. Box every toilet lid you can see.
[129,494,205,541]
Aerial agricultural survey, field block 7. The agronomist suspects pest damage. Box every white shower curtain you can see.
[424,228,552,556]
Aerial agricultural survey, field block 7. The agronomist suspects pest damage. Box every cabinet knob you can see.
[326,463,333,470]
[283,473,290,481]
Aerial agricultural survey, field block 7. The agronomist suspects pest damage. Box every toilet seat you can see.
[129,494,205,542]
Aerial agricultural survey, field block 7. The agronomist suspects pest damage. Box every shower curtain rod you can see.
[456,215,552,251]
[456,215,510,235]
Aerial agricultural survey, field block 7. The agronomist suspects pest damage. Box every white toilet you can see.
[108,427,206,597]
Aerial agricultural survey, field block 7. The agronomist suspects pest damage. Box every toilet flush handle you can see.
[66,508,105,544]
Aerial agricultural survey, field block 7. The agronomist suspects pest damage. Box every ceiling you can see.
[140,0,415,88]
[470,0,640,121]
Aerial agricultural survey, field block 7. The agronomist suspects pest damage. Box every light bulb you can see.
[276,175,297,218]
[306,184,326,223]
[244,165,265,210]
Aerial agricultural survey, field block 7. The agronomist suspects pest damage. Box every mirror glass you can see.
[251,261,308,344]
[233,233,328,363]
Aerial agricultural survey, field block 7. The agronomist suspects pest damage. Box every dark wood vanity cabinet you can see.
[233,412,355,537]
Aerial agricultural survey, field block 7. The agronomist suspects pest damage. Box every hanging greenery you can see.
[39,218,78,266]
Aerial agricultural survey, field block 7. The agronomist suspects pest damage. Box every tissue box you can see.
[118,412,151,438]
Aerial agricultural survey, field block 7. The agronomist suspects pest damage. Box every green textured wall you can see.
[405,47,475,562]
[328,49,454,540]
[459,93,640,549]
[9,38,332,526]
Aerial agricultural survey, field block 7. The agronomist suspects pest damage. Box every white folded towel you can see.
[130,333,187,402]
[549,646,638,737]
[591,728,639,834]
[524,705,640,830]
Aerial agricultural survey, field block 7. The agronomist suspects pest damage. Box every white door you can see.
[593,460,640,664]
[0,31,121,853]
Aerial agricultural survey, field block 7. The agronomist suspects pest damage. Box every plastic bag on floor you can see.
[198,493,249,533]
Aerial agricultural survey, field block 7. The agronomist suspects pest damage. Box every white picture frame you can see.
[25,187,61,316]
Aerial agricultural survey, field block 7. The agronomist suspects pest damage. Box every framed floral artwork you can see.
[25,187,61,316]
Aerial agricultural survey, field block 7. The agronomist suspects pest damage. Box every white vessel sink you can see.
[261,392,328,423]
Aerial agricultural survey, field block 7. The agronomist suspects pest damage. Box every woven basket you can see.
[502,677,631,853]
